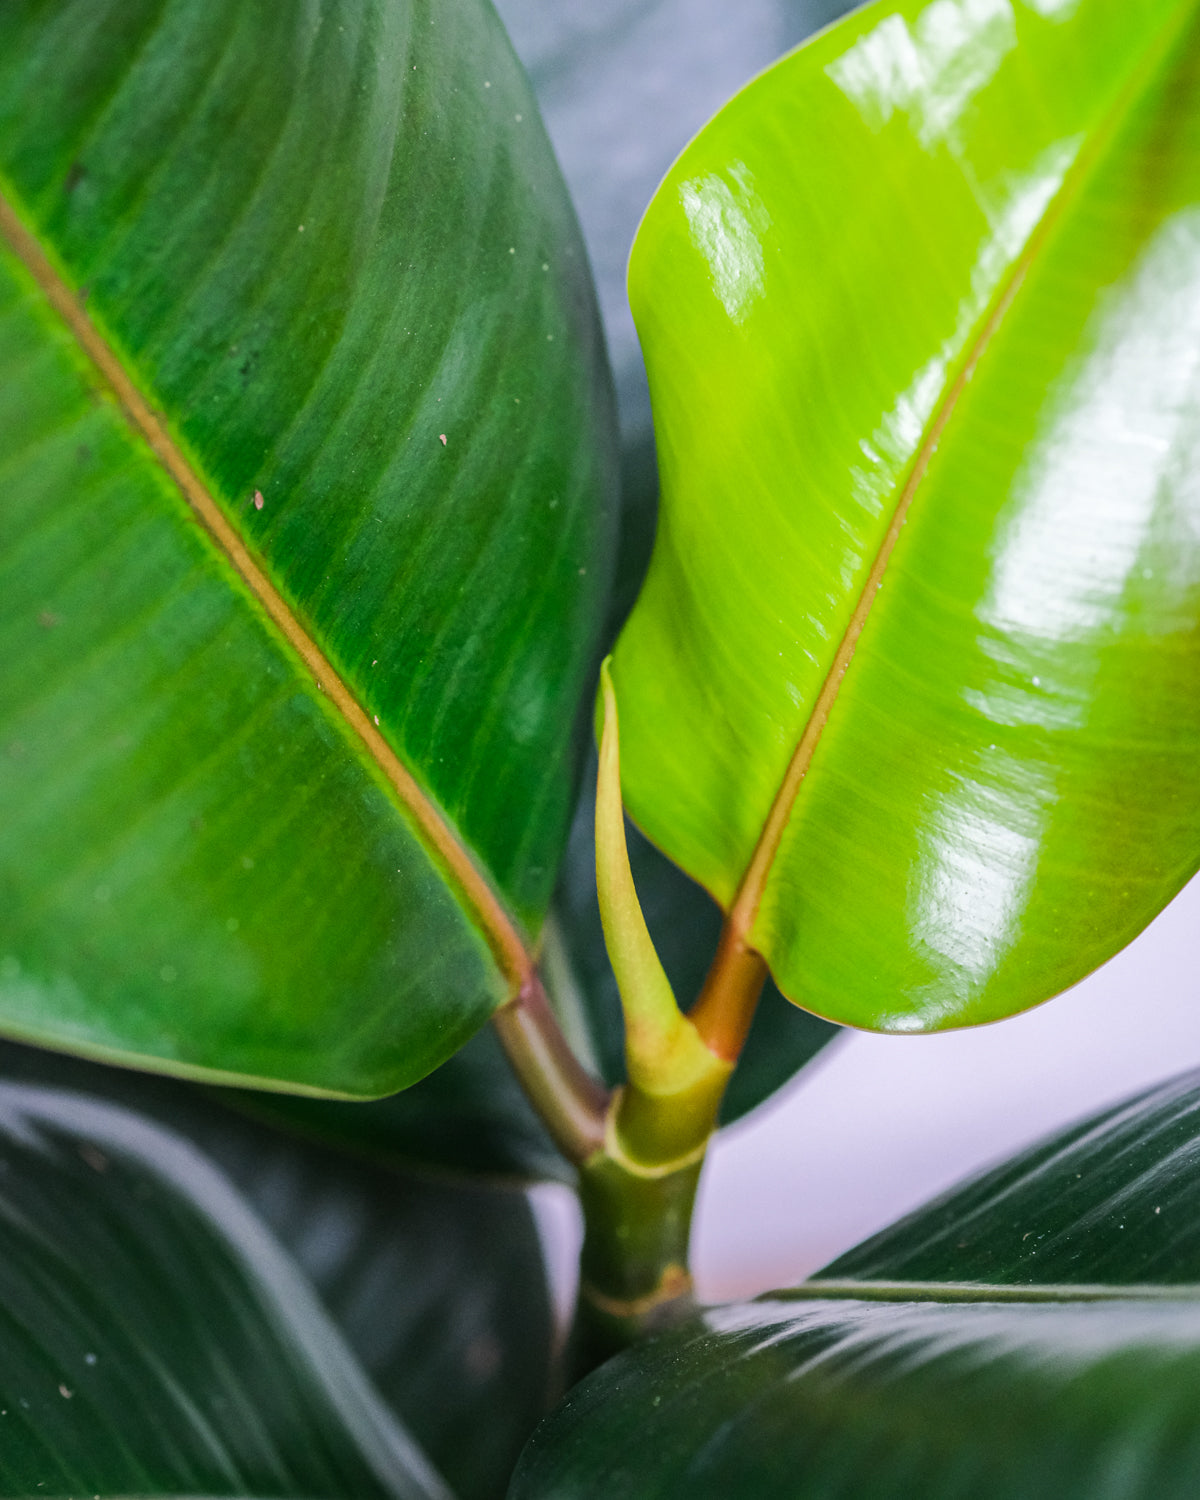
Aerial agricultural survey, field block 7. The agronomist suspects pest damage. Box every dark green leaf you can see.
[611,0,1200,1031]
[0,1038,557,1500]
[0,1075,449,1499]
[511,1069,1200,1499]
[234,1026,570,1183]
[0,0,617,1094]
[821,1068,1200,1288]
[514,1297,1200,1500]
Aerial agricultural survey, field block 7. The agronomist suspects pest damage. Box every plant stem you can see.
[572,1130,705,1370]
[496,664,770,1365]
[688,922,769,1061]
[492,973,609,1164]
[568,1041,730,1362]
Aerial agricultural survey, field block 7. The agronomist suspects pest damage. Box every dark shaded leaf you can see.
[0,1077,448,1498]
[822,1068,1200,1289]
[0,1039,557,1500]
[511,1068,1200,1499]
[236,1026,570,1184]
[513,1297,1200,1500]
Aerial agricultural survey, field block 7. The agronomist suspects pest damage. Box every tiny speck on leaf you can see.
[78,1144,108,1174]
[37,610,60,629]
[58,1386,72,1400]
[439,434,447,446]
[253,490,264,510]
[373,715,380,726]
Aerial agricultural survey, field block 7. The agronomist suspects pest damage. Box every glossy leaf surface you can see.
[513,1068,1200,1499]
[614,0,1200,1030]
[0,0,616,1092]
[0,1078,449,1499]
[0,1038,557,1500]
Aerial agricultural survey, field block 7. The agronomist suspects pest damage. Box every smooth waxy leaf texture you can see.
[0,1079,450,1499]
[0,0,616,1093]
[613,0,1200,1030]
[0,1038,557,1500]
[512,1069,1200,1499]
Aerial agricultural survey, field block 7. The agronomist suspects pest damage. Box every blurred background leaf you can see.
[0,1041,556,1500]
[0,1072,452,1500]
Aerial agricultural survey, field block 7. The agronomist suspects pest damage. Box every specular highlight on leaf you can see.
[613,0,1200,1032]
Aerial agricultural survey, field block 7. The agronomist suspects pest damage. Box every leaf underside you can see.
[512,1068,1200,1499]
[0,0,616,1094]
[614,0,1200,1031]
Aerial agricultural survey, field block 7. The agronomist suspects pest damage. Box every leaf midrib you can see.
[767,1278,1200,1305]
[729,0,1200,943]
[0,184,533,994]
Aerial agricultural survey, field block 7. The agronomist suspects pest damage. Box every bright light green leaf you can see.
[613,0,1200,1031]
[0,0,616,1094]
[512,1068,1200,1499]
[0,1076,451,1499]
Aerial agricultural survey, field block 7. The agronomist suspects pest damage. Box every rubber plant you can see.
[1,0,1199,1495]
